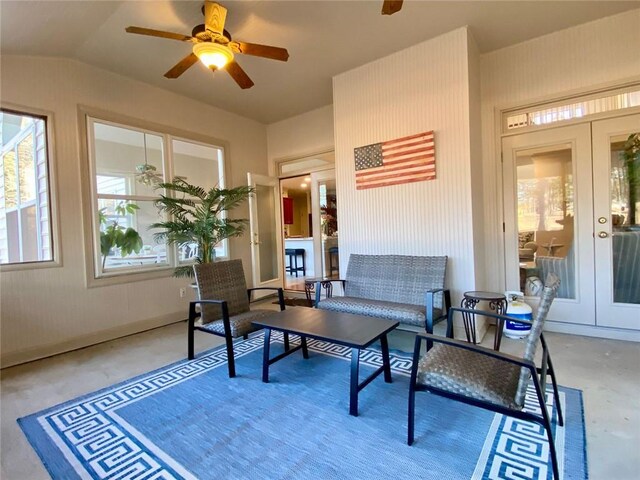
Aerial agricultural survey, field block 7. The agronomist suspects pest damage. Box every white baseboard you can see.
[0,313,185,369]
[544,321,640,342]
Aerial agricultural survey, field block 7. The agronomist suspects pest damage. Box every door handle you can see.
[598,231,609,238]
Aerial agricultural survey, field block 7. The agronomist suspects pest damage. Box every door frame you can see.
[502,123,596,325]
[310,169,337,278]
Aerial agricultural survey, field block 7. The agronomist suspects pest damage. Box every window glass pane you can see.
[3,150,17,209]
[172,139,222,190]
[18,133,36,203]
[506,88,640,131]
[1,110,53,265]
[94,123,163,197]
[20,205,38,261]
[516,144,576,299]
[98,199,168,272]
[6,210,19,262]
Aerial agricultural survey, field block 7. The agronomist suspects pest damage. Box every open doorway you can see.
[280,173,341,292]
[281,175,312,291]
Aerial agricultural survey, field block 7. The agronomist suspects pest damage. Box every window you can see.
[87,117,227,278]
[0,109,54,265]
[504,87,640,132]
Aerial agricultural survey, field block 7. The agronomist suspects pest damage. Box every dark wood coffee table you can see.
[253,308,399,416]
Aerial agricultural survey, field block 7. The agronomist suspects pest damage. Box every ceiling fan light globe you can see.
[193,43,234,69]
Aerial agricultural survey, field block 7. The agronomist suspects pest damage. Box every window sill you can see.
[0,259,62,273]
[87,265,176,288]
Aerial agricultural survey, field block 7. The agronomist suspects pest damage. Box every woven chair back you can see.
[514,273,560,405]
[193,260,250,324]
[344,254,447,309]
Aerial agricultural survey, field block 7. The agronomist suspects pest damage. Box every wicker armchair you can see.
[188,259,289,378]
[408,274,563,479]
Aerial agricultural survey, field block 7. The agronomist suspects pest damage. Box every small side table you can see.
[304,278,334,306]
[461,291,508,351]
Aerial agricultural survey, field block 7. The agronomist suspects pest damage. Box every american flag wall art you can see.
[354,131,435,190]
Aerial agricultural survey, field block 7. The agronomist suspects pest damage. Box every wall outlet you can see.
[179,287,187,298]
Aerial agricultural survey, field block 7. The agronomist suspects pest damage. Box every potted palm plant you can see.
[151,178,254,277]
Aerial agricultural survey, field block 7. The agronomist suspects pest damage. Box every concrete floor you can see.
[1,308,639,479]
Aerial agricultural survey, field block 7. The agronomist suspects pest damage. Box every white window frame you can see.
[0,105,60,271]
[85,115,229,281]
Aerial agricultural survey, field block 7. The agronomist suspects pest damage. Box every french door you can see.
[247,173,283,292]
[503,113,640,329]
[592,115,640,329]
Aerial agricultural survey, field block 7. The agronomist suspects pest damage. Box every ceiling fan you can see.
[125,1,289,89]
[381,0,403,15]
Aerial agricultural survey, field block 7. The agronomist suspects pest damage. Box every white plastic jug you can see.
[503,291,533,339]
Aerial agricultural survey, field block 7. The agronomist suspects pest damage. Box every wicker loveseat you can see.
[315,254,451,333]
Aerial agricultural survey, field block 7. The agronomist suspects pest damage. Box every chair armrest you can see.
[247,287,285,310]
[414,332,536,371]
[314,279,347,307]
[188,300,230,328]
[425,288,451,335]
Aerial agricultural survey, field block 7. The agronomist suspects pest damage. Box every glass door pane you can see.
[609,132,640,305]
[247,173,283,291]
[515,144,576,299]
[256,184,278,282]
[319,179,339,279]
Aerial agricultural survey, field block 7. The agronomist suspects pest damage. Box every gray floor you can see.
[1,307,639,479]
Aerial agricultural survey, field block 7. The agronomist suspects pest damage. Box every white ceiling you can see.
[2,1,638,124]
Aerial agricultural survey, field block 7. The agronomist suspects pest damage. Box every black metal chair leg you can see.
[188,303,197,360]
[547,355,564,427]
[541,334,564,427]
[188,324,195,360]
[224,333,236,378]
[407,334,422,445]
[533,376,559,480]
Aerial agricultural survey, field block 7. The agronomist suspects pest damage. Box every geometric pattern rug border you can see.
[18,332,587,480]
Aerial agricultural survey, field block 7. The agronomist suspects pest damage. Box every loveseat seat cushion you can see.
[318,296,439,328]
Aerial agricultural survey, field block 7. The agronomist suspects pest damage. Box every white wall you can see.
[333,27,483,311]
[267,104,334,171]
[0,55,268,367]
[480,9,640,293]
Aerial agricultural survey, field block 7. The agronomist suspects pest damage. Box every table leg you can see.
[262,328,271,383]
[380,334,392,383]
[304,281,314,306]
[301,336,309,359]
[350,348,360,416]
[460,297,480,344]
[491,299,508,351]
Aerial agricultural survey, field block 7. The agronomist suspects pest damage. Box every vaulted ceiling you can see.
[1,1,638,123]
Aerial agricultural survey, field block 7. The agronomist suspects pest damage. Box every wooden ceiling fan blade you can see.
[233,42,289,62]
[126,26,194,42]
[164,53,199,79]
[224,61,254,89]
[381,0,403,15]
[204,1,227,36]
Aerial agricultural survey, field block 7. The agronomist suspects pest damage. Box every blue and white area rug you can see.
[19,334,587,479]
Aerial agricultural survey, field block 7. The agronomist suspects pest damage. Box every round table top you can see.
[463,291,506,301]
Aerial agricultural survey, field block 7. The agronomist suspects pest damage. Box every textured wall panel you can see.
[333,28,477,302]
[0,56,268,366]
[480,9,640,293]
